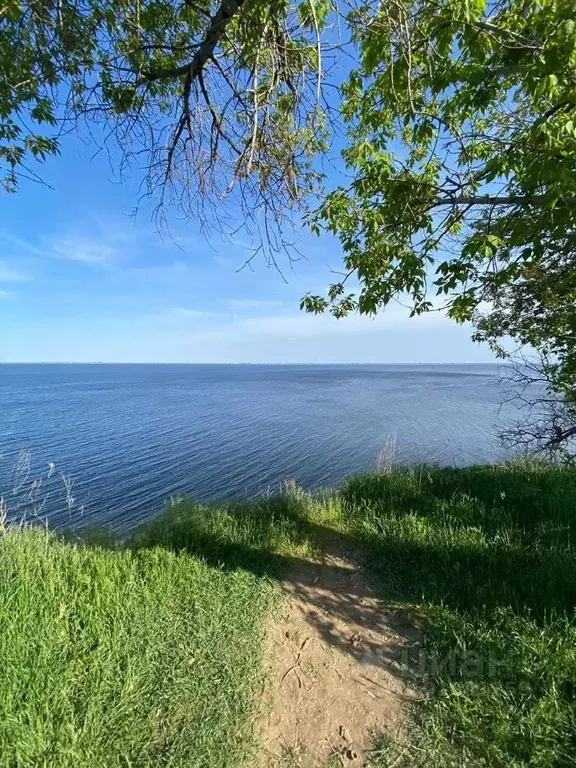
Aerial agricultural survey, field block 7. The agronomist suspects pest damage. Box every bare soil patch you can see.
[253,533,421,767]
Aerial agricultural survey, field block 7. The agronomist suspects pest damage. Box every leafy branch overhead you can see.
[303,0,576,323]
[0,0,332,256]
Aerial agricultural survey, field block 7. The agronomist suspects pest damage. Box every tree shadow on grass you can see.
[121,495,423,680]
[340,467,576,620]
[101,471,576,678]
[344,463,576,536]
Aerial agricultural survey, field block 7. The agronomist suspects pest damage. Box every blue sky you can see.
[0,132,496,363]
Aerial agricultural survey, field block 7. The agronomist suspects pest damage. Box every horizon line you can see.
[0,360,500,366]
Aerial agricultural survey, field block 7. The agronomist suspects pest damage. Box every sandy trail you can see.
[253,533,421,767]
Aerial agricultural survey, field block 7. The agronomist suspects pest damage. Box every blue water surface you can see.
[0,363,514,531]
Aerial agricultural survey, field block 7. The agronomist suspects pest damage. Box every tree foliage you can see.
[304,0,576,315]
[0,0,332,255]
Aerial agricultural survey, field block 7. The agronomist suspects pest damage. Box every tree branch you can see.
[136,0,248,86]
[430,194,576,209]
[470,19,541,50]
[198,69,242,155]
[545,424,576,449]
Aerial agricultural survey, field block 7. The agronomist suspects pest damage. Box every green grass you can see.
[341,462,576,767]
[1,463,575,767]
[0,489,323,768]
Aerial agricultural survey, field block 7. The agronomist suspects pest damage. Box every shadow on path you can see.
[126,501,422,678]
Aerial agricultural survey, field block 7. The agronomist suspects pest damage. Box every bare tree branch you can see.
[500,355,576,461]
[430,195,576,209]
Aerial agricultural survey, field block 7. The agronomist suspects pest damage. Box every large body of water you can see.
[0,363,514,532]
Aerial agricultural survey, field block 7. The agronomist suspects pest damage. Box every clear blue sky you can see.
[0,131,495,364]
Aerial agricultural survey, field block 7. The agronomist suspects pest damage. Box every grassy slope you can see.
[0,494,320,768]
[342,463,576,767]
[1,464,575,767]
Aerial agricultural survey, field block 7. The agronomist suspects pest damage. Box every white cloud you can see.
[48,237,117,265]
[2,225,122,268]
[0,288,11,298]
[209,304,451,340]
[151,302,458,348]
[0,230,44,257]
[2,308,490,363]
[0,261,30,282]
[229,298,284,309]
[171,307,221,319]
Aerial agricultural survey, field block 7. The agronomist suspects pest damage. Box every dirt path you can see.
[253,533,421,767]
